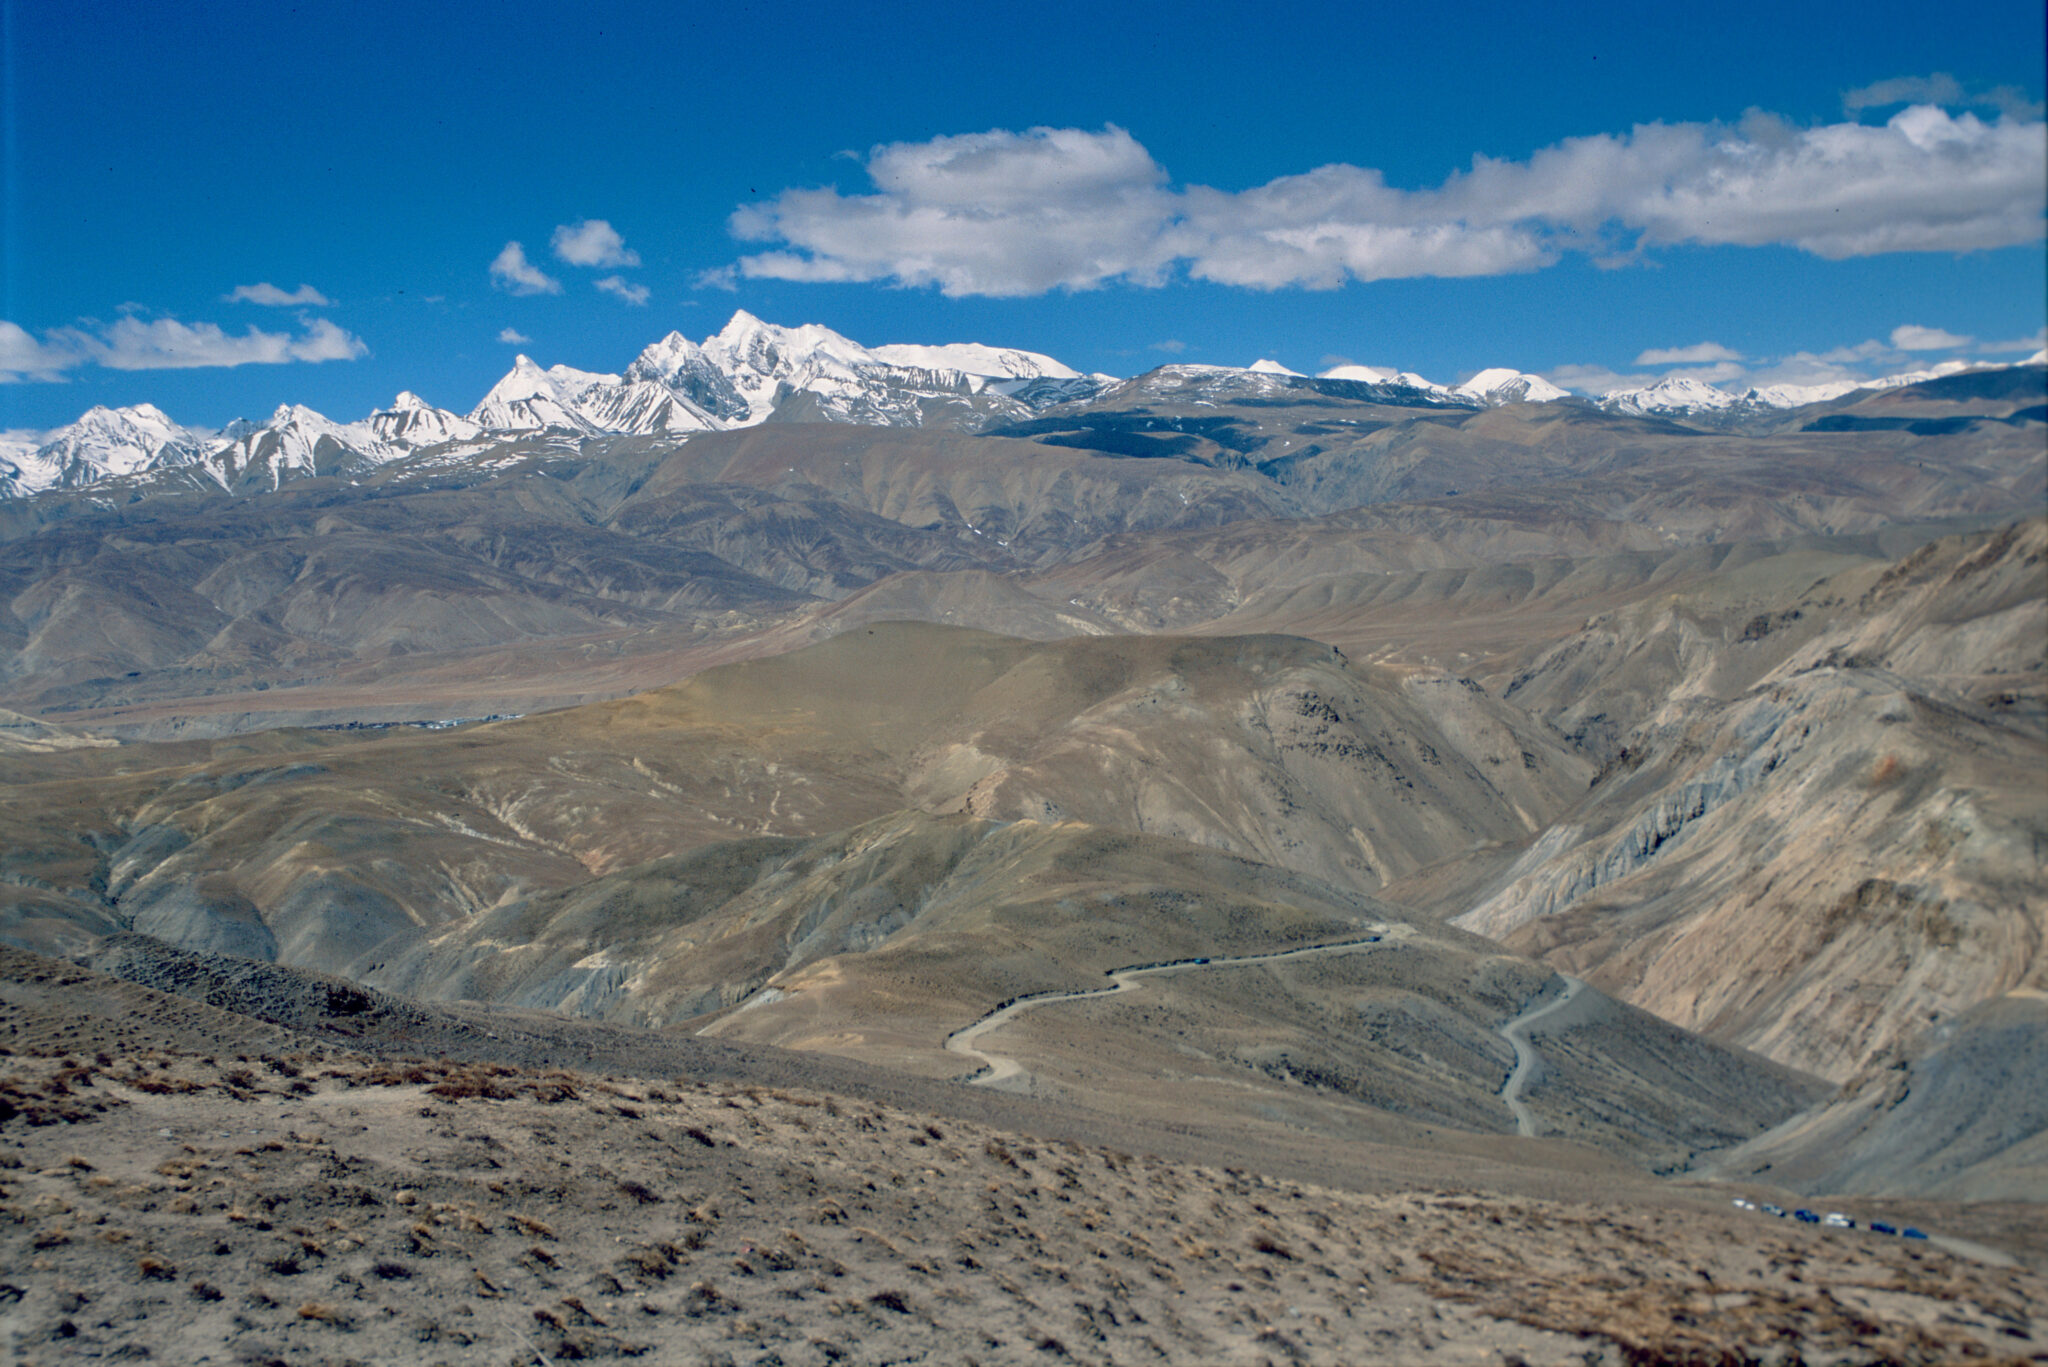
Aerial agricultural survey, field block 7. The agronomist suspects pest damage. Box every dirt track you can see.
[944,929,1394,1087]
[1498,974,1587,1137]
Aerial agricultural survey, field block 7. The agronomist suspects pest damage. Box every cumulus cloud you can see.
[497,326,532,344]
[551,219,641,268]
[1633,342,1743,365]
[227,282,331,307]
[1890,323,1972,351]
[490,241,562,296]
[728,106,2045,297]
[595,275,651,306]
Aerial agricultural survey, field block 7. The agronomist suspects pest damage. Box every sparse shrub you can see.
[1250,1232,1296,1260]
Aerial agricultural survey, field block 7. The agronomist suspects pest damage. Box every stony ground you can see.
[3,1049,2041,1367]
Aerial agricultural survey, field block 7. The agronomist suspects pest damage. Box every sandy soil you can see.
[3,1046,2043,1367]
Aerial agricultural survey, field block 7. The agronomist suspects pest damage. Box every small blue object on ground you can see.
[1870,1221,1897,1235]
[1902,1227,1929,1239]
[1794,1209,1820,1223]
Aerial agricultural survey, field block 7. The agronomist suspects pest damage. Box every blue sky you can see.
[1,0,2042,432]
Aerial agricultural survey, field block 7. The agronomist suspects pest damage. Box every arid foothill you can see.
[1,318,2043,1364]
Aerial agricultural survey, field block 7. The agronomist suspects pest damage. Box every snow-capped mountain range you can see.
[3,311,2038,501]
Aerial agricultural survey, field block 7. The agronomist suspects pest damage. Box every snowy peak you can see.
[1455,368,1569,404]
[623,331,750,423]
[869,341,1080,382]
[1317,363,1450,395]
[1248,359,1304,377]
[27,403,210,490]
[1741,380,1865,409]
[470,358,605,433]
[1111,362,1474,412]
[369,392,483,447]
[207,402,402,491]
[1600,376,1742,416]
[701,312,885,424]
[473,350,725,438]
[1319,364,1399,383]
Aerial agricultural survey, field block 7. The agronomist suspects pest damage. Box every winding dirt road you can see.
[945,927,1395,1087]
[1497,974,1585,1137]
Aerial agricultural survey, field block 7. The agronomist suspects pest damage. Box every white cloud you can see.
[1817,338,1895,364]
[57,315,367,370]
[497,326,532,344]
[551,219,641,268]
[594,276,651,306]
[1547,315,2045,395]
[489,241,562,296]
[732,126,1184,297]
[1,313,365,380]
[1889,323,1972,351]
[283,319,367,363]
[0,321,82,381]
[1545,363,1645,396]
[728,106,2045,297]
[1633,342,1743,366]
[227,282,331,307]
[1150,339,1188,354]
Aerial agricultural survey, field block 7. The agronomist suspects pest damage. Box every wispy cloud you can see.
[727,105,2045,297]
[1,314,366,380]
[595,276,651,306]
[1150,339,1187,354]
[551,219,641,269]
[1633,342,1742,366]
[497,326,532,345]
[489,241,562,296]
[226,282,332,307]
[1844,73,2044,121]
[1979,327,2047,354]
[1551,319,1995,395]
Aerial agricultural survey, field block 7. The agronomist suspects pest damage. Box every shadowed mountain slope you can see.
[1450,519,2045,1088]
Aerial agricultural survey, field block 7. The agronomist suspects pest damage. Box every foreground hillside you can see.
[3,947,2040,1366]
